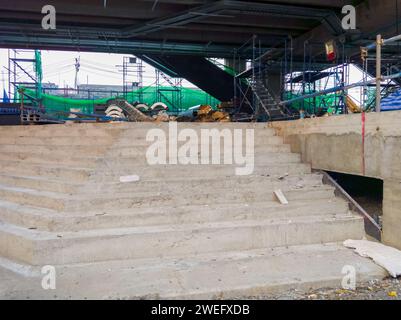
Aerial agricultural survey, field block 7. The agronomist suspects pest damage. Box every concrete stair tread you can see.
[0,172,321,194]
[0,180,330,200]
[0,242,386,299]
[0,152,99,162]
[93,172,321,184]
[0,173,82,185]
[91,163,311,177]
[0,213,361,241]
[0,197,350,231]
[0,122,368,290]
[0,183,71,199]
[77,184,334,200]
[76,198,348,217]
[0,159,92,171]
[0,213,365,265]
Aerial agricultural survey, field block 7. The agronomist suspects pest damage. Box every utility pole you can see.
[74,57,80,90]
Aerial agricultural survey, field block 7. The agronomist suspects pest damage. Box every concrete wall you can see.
[271,111,401,249]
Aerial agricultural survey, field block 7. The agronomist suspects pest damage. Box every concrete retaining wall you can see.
[271,111,401,249]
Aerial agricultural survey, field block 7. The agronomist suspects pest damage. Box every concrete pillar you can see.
[224,59,246,74]
[382,179,401,250]
[265,72,282,100]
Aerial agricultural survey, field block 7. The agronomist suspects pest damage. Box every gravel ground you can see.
[243,278,401,300]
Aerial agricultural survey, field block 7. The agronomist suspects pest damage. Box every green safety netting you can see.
[284,91,344,115]
[21,86,220,117]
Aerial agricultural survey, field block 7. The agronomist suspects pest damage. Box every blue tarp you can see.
[2,89,10,103]
[381,89,401,111]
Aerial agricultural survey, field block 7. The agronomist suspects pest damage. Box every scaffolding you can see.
[6,49,42,102]
[116,56,145,102]
[231,32,401,121]
[155,69,183,114]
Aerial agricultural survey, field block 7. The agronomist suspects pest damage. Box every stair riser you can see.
[91,164,311,181]
[0,123,276,132]
[0,176,77,194]
[0,153,97,167]
[0,137,115,146]
[0,189,65,211]
[0,201,349,232]
[0,129,123,138]
[0,152,300,167]
[0,130,276,144]
[0,173,321,194]
[113,136,283,147]
[0,163,91,182]
[0,217,364,265]
[87,175,323,194]
[109,144,291,156]
[103,153,301,167]
[67,189,335,212]
[0,145,108,156]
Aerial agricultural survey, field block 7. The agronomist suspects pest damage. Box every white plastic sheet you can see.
[344,239,401,277]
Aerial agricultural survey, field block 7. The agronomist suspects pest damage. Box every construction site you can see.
[0,0,401,302]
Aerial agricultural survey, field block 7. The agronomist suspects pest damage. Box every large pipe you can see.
[279,71,401,106]
[366,33,401,50]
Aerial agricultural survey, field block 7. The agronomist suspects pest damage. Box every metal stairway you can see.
[138,54,250,104]
[250,75,295,121]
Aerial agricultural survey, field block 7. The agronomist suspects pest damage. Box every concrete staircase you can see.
[0,123,385,299]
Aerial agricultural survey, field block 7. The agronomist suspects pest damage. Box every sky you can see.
[1,48,369,103]
[0,49,195,99]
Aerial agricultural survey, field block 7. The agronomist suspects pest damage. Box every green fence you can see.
[21,86,220,117]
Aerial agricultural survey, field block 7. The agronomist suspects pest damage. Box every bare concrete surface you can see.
[272,111,401,250]
[0,243,386,300]
[0,122,388,299]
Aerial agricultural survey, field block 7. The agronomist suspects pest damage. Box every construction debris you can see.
[193,105,231,122]
[344,239,401,277]
[274,189,289,205]
[119,175,141,183]
[153,111,171,122]
[105,100,231,123]
[105,105,126,119]
[117,100,154,122]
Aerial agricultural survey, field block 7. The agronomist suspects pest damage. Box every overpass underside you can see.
[0,0,398,58]
[1,0,401,118]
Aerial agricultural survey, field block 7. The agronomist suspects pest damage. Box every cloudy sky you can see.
[0,49,195,99]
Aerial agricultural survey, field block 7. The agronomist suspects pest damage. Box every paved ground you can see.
[242,278,401,300]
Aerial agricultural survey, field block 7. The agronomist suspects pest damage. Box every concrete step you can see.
[0,160,92,182]
[0,243,386,299]
[0,172,321,194]
[116,135,283,146]
[0,152,98,167]
[108,143,292,156]
[0,127,123,138]
[0,198,350,232]
[0,144,109,156]
[0,126,277,142]
[68,186,336,212]
[91,163,312,180]
[0,214,364,265]
[0,180,333,211]
[0,122,276,134]
[0,174,80,193]
[100,152,301,167]
[88,173,324,194]
[0,136,116,146]
[0,150,300,167]
[0,184,69,211]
